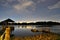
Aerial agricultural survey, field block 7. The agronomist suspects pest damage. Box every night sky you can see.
[0,0,60,22]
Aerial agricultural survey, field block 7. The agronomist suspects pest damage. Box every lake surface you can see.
[12,25,41,37]
[12,25,60,37]
[0,25,60,37]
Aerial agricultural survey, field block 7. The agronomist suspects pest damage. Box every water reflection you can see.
[12,25,41,37]
[16,25,36,29]
[0,25,60,37]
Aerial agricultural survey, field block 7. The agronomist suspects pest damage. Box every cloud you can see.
[49,14,60,22]
[13,1,34,10]
[40,0,46,2]
[0,0,47,11]
[0,0,16,8]
[48,1,60,9]
[13,0,47,11]
[0,0,34,11]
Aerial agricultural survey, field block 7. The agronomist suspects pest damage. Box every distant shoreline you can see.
[0,21,60,25]
[0,19,60,25]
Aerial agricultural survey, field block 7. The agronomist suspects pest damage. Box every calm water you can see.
[12,25,60,37]
[12,25,41,37]
[0,25,60,37]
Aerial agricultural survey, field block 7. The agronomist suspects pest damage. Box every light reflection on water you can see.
[11,25,60,37]
[12,25,41,37]
[0,25,60,37]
